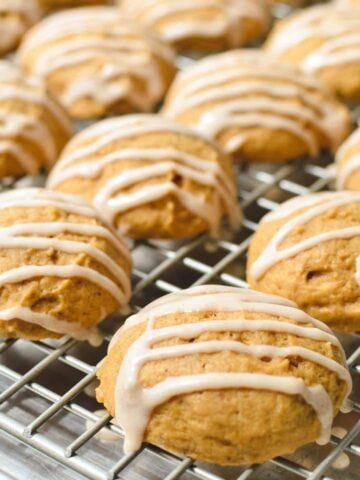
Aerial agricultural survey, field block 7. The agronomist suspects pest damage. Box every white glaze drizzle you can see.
[0,0,41,53]
[48,115,240,236]
[0,188,131,340]
[163,50,349,155]
[0,62,71,174]
[250,192,360,283]
[17,7,175,112]
[336,128,360,189]
[111,285,349,454]
[121,0,269,46]
[267,5,360,73]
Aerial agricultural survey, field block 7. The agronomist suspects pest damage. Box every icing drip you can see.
[250,192,360,284]
[267,5,360,73]
[0,0,41,53]
[0,62,71,174]
[17,7,175,112]
[163,50,349,155]
[48,115,240,236]
[0,188,131,340]
[336,128,360,189]
[121,0,269,46]
[112,285,349,454]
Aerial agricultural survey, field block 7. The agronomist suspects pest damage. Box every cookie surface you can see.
[0,188,131,342]
[47,114,239,239]
[0,61,72,178]
[97,285,350,465]
[162,50,352,163]
[18,7,176,119]
[247,192,360,332]
[119,0,270,54]
[0,0,42,56]
[265,4,360,103]
[336,128,360,191]
[41,0,108,9]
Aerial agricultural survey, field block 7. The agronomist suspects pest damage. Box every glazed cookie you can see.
[336,128,360,191]
[0,0,42,57]
[0,61,72,178]
[97,285,351,465]
[265,4,360,103]
[119,0,270,54]
[247,192,360,332]
[47,114,239,239]
[18,7,176,119]
[162,50,352,163]
[0,188,131,342]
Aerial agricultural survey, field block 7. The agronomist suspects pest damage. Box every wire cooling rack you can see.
[0,148,359,480]
[0,1,360,478]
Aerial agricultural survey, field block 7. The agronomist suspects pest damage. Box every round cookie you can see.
[17,7,176,119]
[97,285,351,465]
[0,188,131,342]
[247,192,360,332]
[47,114,239,239]
[162,50,352,163]
[0,0,42,57]
[336,128,360,190]
[0,61,72,178]
[119,0,270,54]
[265,4,360,104]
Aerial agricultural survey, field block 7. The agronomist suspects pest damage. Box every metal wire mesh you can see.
[0,149,359,480]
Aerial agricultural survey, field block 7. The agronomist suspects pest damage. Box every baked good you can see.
[247,192,360,332]
[265,4,360,103]
[17,7,176,119]
[0,61,72,178]
[0,0,42,57]
[97,285,351,465]
[0,188,131,343]
[334,0,360,6]
[41,1,108,10]
[336,128,360,191]
[119,0,270,54]
[162,50,352,163]
[47,114,239,239]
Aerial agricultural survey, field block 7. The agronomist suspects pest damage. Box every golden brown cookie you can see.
[119,0,270,54]
[265,4,360,104]
[47,114,239,239]
[0,61,72,178]
[18,7,176,119]
[97,285,351,465]
[0,0,42,56]
[0,188,131,342]
[247,192,360,332]
[336,128,360,191]
[162,50,352,163]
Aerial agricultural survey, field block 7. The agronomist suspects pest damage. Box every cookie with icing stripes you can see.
[47,114,240,239]
[119,0,270,54]
[265,4,360,103]
[97,285,350,464]
[0,188,131,342]
[162,50,352,163]
[247,191,360,331]
[336,127,360,191]
[18,7,176,119]
[0,61,72,178]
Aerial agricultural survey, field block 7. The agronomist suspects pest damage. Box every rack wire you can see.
[0,1,360,477]
[0,149,359,480]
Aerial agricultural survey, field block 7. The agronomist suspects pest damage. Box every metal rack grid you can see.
[0,150,359,480]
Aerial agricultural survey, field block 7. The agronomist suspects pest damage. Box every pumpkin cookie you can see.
[247,192,360,332]
[0,188,131,342]
[97,285,351,464]
[336,128,360,191]
[47,114,239,239]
